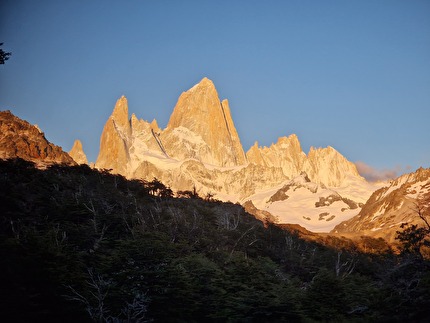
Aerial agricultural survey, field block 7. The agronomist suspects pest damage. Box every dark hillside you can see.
[1,158,429,322]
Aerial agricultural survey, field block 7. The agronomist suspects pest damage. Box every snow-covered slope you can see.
[244,173,381,232]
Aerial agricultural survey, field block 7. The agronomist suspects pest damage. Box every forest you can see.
[1,158,429,322]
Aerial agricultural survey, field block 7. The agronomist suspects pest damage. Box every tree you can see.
[396,200,430,260]
[303,268,347,321]
[0,43,11,64]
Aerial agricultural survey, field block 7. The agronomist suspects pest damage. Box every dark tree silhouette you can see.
[0,43,11,64]
[396,200,430,260]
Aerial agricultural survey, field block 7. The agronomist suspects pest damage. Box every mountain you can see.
[247,136,361,187]
[69,139,88,165]
[0,76,377,233]
[161,77,246,167]
[95,96,133,174]
[94,77,376,232]
[332,167,430,242]
[0,110,75,166]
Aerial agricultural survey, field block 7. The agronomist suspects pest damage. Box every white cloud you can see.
[355,161,406,182]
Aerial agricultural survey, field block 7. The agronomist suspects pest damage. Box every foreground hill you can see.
[1,158,430,322]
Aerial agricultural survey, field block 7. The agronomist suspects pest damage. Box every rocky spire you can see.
[95,96,131,174]
[111,95,131,137]
[246,134,306,178]
[161,77,246,167]
[69,139,88,165]
[246,135,361,187]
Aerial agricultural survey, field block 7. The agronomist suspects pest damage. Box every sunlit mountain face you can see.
[91,78,377,232]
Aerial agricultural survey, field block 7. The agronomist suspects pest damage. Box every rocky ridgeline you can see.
[94,77,363,191]
[0,78,387,232]
[332,167,430,242]
[0,110,75,166]
[87,77,376,231]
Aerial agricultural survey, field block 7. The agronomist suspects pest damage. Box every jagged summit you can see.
[246,135,361,187]
[69,139,88,165]
[96,96,132,174]
[111,95,131,136]
[162,77,247,167]
[188,77,213,91]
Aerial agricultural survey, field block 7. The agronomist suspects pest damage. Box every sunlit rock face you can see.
[247,136,361,187]
[246,135,306,179]
[69,139,88,165]
[96,96,132,174]
[161,77,247,167]
[0,110,75,165]
[303,146,361,187]
[93,77,375,232]
[332,167,430,242]
[96,95,165,175]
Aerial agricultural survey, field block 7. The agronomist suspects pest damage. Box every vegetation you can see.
[1,158,429,322]
[396,202,430,260]
[0,42,11,65]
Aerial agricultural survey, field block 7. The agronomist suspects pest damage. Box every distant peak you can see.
[200,76,212,84]
[277,134,300,144]
[72,139,83,149]
[69,139,88,165]
[111,96,130,132]
[189,77,215,92]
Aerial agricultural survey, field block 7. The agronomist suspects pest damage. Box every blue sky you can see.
[1,0,429,180]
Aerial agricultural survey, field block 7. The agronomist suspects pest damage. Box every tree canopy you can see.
[0,43,11,64]
[1,158,429,322]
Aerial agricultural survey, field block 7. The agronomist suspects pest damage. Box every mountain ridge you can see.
[0,77,393,233]
[0,110,75,166]
[332,167,430,242]
[92,77,377,232]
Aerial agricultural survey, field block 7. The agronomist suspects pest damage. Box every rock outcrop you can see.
[0,110,75,165]
[69,139,88,165]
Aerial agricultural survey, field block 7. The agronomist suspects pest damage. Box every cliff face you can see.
[161,77,246,167]
[95,96,131,174]
[303,146,361,187]
[0,110,75,165]
[247,136,361,187]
